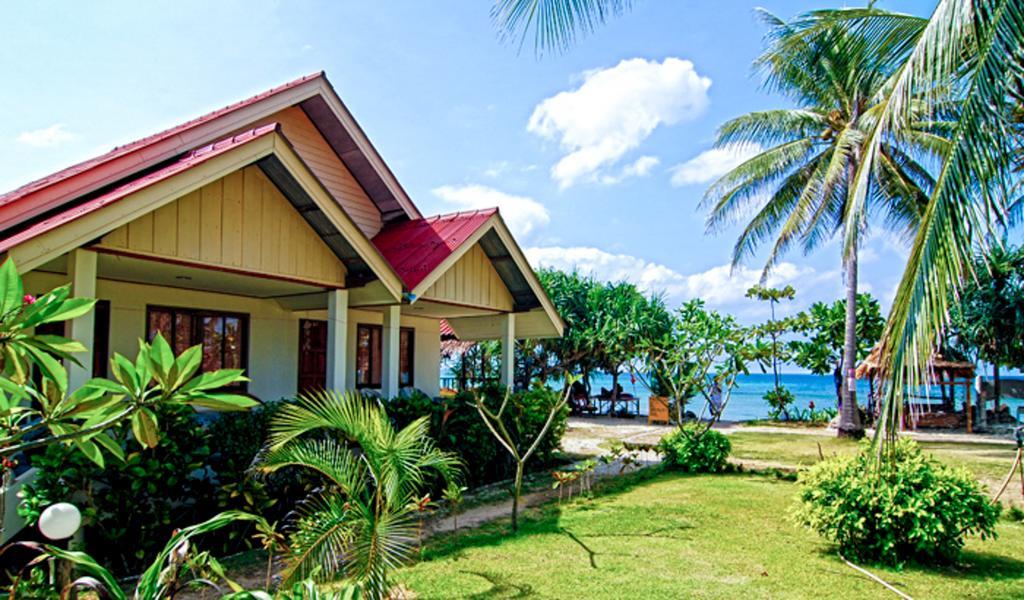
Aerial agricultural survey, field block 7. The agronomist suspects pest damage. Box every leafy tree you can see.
[948,245,1024,411]
[702,9,943,438]
[746,285,797,418]
[258,390,461,597]
[633,300,757,434]
[789,294,885,407]
[593,282,670,403]
[474,383,570,532]
[534,269,603,389]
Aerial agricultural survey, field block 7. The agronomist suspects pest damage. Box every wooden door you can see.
[298,319,328,394]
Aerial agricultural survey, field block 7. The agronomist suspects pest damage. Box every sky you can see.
[0,0,941,324]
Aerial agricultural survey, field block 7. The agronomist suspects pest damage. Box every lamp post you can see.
[38,502,81,541]
[38,502,82,593]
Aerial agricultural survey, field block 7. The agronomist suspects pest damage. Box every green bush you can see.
[18,401,310,572]
[19,405,214,571]
[657,426,731,473]
[794,438,1001,565]
[764,387,796,419]
[387,384,568,487]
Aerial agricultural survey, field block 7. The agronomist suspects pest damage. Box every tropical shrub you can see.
[795,438,1000,565]
[764,387,796,420]
[20,510,269,599]
[19,405,215,572]
[206,400,313,546]
[657,426,731,473]
[388,384,568,487]
[257,390,461,597]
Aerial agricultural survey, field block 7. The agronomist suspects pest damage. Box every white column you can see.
[67,249,97,391]
[501,313,516,390]
[326,289,349,391]
[381,305,401,398]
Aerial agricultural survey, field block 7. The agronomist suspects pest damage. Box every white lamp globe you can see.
[38,503,81,540]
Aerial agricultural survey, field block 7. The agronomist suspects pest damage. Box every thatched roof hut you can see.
[855,345,974,380]
[856,345,976,432]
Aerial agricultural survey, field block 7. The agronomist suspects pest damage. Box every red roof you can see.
[372,209,497,291]
[0,72,323,233]
[0,124,279,253]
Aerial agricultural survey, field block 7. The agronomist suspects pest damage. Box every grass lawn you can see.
[397,471,1024,599]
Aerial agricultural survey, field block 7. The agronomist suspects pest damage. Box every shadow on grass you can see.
[454,570,537,599]
[420,466,670,564]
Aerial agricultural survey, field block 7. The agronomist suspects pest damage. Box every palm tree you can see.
[257,390,461,598]
[701,9,945,438]
[815,1,1023,444]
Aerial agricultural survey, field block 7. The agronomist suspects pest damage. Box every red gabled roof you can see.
[0,72,323,233]
[372,209,497,291]
[0,124,279,253]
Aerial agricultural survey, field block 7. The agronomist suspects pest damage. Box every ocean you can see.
[578,372,1024,421]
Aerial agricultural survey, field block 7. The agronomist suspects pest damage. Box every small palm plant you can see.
[257,390,461,598]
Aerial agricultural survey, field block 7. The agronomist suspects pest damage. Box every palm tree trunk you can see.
[838,240,864,439]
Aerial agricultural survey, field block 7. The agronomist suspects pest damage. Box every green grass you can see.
[398,471,1024,599]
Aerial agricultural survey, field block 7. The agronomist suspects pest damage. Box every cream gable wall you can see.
[96,166,346,287]
[420,244,513,311]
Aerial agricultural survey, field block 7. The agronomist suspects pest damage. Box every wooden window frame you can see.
[355,323,415,390]
[145,305,249,391]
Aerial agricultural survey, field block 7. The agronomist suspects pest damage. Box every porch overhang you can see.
[372,210,564,340]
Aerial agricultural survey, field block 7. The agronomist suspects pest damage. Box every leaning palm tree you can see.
[818,1,1023,446]
[257,390,461,598]
[701,9,946,438]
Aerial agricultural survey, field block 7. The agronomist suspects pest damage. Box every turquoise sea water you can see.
[581,372,1024,421]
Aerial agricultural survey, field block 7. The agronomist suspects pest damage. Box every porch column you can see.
[326,289,349,391]
[381,305,401,398]
[500,313,516,390]
[67,249,97,391]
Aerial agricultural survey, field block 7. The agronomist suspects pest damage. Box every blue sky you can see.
[0,0,940,322]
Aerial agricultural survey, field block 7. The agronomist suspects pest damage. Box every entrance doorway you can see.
[298,319,327,394]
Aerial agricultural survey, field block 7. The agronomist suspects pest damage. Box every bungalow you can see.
[0,72,563,401]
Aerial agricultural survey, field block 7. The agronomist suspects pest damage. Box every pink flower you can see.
[22,294,36,305]
[808,401,816,410]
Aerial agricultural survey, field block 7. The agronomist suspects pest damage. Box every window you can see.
[355,324,414,390]
[146,306,247,388]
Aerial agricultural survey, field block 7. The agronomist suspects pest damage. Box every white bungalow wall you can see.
[22,270,441,400]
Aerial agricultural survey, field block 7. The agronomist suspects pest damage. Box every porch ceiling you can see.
[38,253,326,299]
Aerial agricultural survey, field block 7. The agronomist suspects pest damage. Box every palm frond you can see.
[282,495,360,585]
[491,0,633,55]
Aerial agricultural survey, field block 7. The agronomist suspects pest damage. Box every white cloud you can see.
[432,184,550,238]
[524,245,825,313]
[528,58,712,188]
[600,155,660,185]
[17,124,76,148]
[669,143,761,186]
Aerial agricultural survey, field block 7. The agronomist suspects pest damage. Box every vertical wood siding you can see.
[250,107,384,237]
[97,166,346,286]
[421,244,513,311]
